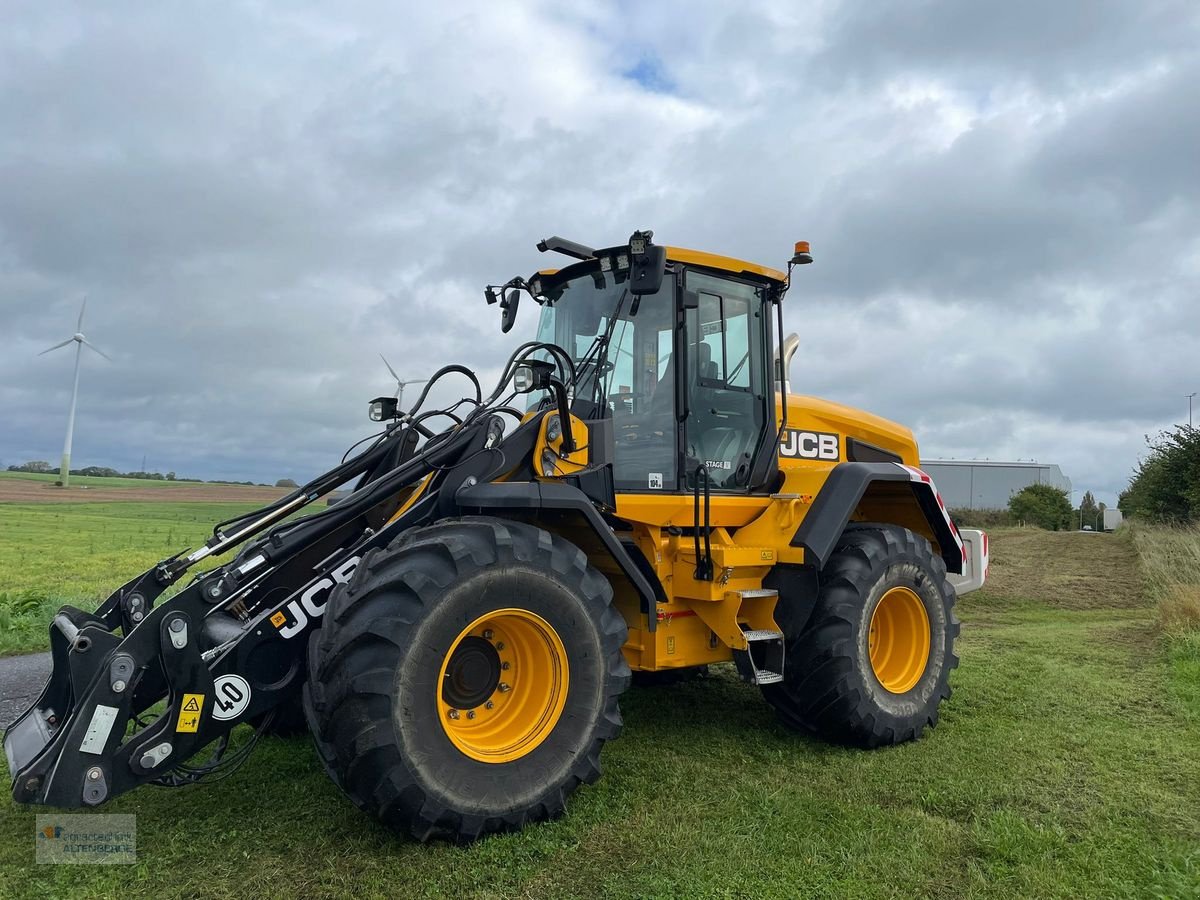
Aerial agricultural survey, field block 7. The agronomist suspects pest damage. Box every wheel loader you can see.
[4,231,989,842]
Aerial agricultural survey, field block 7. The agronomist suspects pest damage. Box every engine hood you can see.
[776,394,920,467]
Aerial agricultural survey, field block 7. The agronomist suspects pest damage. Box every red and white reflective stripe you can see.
[897,464,965,556]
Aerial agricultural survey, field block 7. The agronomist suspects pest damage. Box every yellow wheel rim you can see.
[437,608,569,764]
[868,586,931,694]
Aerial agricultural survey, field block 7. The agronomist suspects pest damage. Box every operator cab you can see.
[529,244,788,495]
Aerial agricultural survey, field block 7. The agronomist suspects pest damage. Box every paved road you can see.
[0,653,51,729]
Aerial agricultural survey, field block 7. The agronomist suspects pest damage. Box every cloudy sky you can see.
[2,1,1197,505]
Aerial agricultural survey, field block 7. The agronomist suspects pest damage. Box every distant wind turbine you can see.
[38,298,112,488]
[380,354,428,414]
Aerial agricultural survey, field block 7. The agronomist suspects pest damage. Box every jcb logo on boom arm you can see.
[780,429,840,461]
[272,556,360,639]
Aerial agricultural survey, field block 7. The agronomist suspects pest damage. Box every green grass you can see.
[1,513,1198,897]
[0,471,204,489]
[1129,523,1200,636]
[0,502,261,655]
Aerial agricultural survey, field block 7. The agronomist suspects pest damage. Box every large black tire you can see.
[304,516,630,842]
[762,524,959,748]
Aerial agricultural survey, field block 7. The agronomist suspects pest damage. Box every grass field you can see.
[0,471,190,489]
[1,511,1198,898]
[0,471,288,506]
[0,502,261,655]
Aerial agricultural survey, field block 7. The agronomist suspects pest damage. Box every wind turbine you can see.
[38,298,112,488]
[380,354,428,415]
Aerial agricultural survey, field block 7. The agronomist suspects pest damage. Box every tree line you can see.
[951,484,1109,532]
[954,423,1200,531]
[1118,426,1200,523]
[5,460,291,488]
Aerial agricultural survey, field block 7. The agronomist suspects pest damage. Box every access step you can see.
[732,627,785,686]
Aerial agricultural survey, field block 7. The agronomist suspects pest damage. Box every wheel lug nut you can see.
[448,709,460,719]
[495,642,505,651]
[501,662,510,670]
[485,700,494,709]
[498,683,511,693]
[482,629,494,640]
[467,710,476,720]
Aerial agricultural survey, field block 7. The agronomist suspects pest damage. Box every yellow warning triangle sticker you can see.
[182,696,201,712]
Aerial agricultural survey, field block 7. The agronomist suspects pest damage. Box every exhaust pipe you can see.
[775,332,800,393]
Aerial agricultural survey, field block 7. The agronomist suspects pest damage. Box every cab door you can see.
[680,270,774,491]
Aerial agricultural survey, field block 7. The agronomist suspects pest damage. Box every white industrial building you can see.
[920,460,1072,510]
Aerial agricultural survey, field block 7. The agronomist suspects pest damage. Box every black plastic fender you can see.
[790,462,964,574]
[454,480,662,628]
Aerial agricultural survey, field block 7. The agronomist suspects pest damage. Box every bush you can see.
[8,461,53,473]
[275,478,299,488]
[1121,427,1200,523]
[76,466,121,478]
[1008,483,1073,531]
[948,507,1013,529]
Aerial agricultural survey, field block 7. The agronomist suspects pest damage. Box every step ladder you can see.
[730,588,784,685]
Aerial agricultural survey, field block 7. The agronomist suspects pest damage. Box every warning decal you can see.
[175,693,205,733]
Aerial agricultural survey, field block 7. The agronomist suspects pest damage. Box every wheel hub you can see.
[868,586,931,694]
[437,609,569,763]
[442,637,502,710]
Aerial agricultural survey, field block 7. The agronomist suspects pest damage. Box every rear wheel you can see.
[762,524,959,747]
[304,517,629,842]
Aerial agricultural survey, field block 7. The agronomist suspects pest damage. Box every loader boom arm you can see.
[4,347,577,809]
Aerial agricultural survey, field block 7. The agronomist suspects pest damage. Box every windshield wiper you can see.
[572,288,630,408]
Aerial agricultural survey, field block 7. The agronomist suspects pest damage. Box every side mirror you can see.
[628,230,666,295]
[500,287,521,333]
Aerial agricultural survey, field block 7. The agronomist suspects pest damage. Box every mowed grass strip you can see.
[0,502,260,655]
[0,512,1197,897]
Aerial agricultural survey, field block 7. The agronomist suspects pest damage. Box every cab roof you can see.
[535,245,787,285]
[664,246,787,283]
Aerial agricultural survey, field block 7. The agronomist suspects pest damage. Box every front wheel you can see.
[304,517,630,842]
[762,524,959,747]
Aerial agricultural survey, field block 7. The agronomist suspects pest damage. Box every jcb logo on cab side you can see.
[780,429,840,461]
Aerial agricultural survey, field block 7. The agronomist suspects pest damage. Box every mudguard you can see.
[790,462,966,575]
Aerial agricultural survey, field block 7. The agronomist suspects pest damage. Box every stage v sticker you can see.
[780,429,840,461]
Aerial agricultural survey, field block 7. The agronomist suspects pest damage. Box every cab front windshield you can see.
[535,264,771,493]
[535,267,677,491]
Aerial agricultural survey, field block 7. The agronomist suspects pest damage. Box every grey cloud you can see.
[815,0,1199,90]
[2,1,1196,505]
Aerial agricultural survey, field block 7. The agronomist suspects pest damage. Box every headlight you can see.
[368,396,398,422]
[513,365,535,393]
